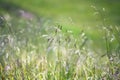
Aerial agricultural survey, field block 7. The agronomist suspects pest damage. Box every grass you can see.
[1,0,120,49]
[0,0,120,79]
[0,13,120,79]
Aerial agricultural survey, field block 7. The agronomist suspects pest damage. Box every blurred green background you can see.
[1,0,120,25]
[0,0,120,49]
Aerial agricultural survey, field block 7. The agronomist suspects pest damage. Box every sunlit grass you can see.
[0,0,120,79]
[0,13,120,79]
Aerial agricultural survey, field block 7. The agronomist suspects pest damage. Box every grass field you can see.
[0,0,120,79]
[3,0,120,25]
[2,0,120,47]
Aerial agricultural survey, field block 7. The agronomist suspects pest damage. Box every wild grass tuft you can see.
[0,13,120,80]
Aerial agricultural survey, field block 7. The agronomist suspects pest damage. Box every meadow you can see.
[0,0,120,80]
[2,0,120,48]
